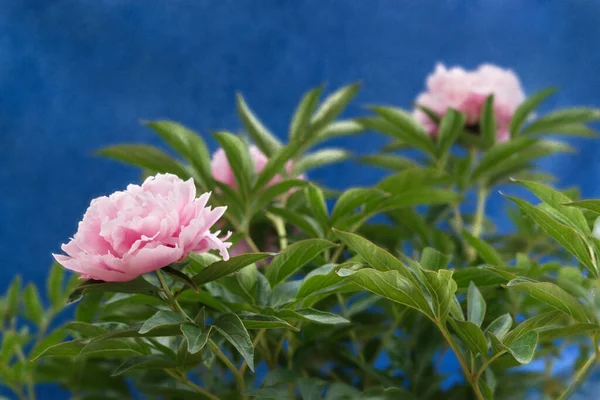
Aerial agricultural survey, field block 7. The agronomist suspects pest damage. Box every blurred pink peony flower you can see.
[54,173,231,282]
[413,63,526,142]
[211,145,302,188]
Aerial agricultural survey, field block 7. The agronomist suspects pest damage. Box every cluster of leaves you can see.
[3,84,600,400]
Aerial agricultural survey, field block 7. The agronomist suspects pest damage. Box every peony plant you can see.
[2,64,600,400]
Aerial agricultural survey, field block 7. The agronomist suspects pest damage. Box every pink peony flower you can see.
[54,173,232,282]
[211,145,302,189]
[413,63,526,142]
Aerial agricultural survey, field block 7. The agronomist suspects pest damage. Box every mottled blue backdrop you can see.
[2,0,600,398]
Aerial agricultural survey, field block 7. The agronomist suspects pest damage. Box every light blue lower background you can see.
[2,0,600,398]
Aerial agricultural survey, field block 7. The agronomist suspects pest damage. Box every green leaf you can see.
[510,88,557,137]
[268,206,323,238]
[191,253,272,287]
[310,83,360,134]
[471,138,537,181]
[453,266,514,289]
[506,279,590,322]
[162,266,198,292]
[467,282,486,327]
[243,389,290,399]
[31,339,86,360]
[298,377,327,400]
[377,167,450,195]
[296,264,348,299]
[236,93,281,156]
[181,324,212,354]
[80,338,146,358]
[265,239,335,285]
[564,200,600,214]
[450,320,489,357]
[47,262,65,309]
[538,323,599,341]
[514,179,589,233]
[368,107,436,156]
[505,195,597,276]
[253,179,308,212]
[5,275,21,319]
[504,330,538,364]
[330,188,388,225]
[64,321,108,338]
[314,119,364,142]
[420,247,451,271]
[97,144,190,178]
[521,107,600,136]
[212,313,254,372]
[145,120,213,188]
[305,185,329,230]
[277,308,349,325]
[503,311,562,345]
[113,355,177,376]
[485,314,512,340]
[240,314,298,331]
[333,230,413,279]
[213,131,253,196]
[462,231,504,266]
[294,149,350,175]
[290,86,323,141]
[253,143,302,192]
[75,291,103,322]
[68,277,159,304]
[480,95,497,148]
[139,310,186,334]
[336,268,433,319]
[437,108,466,157]
[422,269,458,322]
[357,154,419,171]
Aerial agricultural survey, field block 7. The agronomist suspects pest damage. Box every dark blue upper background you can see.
[3,0,600,322]
[3,0,600,398]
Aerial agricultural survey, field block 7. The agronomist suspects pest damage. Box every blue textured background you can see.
[2,0,600,398]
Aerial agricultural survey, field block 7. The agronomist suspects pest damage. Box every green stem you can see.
[266,212,288,250]
[472,185,488,240]
[475,350,506,382]
[209,340,247,399]
[439,326,483,400]
[156,270,192,321]
[15,346,36,400]
[165,369,220,400]
[336,293,364,364]
[330,245,346,264]
[557,353,597,400]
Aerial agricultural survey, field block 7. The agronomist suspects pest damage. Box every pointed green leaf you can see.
[80,338,145,358]
[139,310,186,334]
[453,266,514,288]
[213,313,254,372]
[336,268,433,319]
[31,339,86,360]
[47,262,66,309]
[213,131,253,196]
[505,195,597,276]
[97,144,190,178]
[510,88,557,136]
[505,330,538,364]
[265,239,335,285]
[5,276,21,319]
[310,83,360,134]
[357,154,419,171]
[485,314,512,340]
[252,179,308,212]
[162,266,198,292]
[480,95,497,148]
[277,308,349,325]
[240,314,298,331]
[181,324,212,354]
[113,355,177,376]
[422,269,458,322]
[564,199,600,214]
[462,231,504,266]
[191,253,272,287]
[521,107,600,136]
[450,320,489,356]
[305,185,329,229]
[369,107,437,156]
[538,323,599,341]
[296,264,351,299]
[330,188,388,225]
[289,86,323,141]
[467,282,486,327]
[506,280,590,322]
[236,93,281,156]
[437,108,466,157]
[67,277,159,304]
[420,247,452,271]
[294,149,349,175]
[145,120,213,188]
[22,284,43,325]
[503,311,562,345]
[471,138,537,181]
